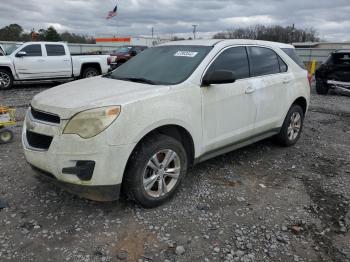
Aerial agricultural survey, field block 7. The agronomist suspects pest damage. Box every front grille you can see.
[31,107,60,124]
[26,130,53,150]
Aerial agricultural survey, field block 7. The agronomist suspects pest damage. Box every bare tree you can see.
[213,25,320,43]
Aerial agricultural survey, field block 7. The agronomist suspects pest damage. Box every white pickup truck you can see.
[0,42,110,90]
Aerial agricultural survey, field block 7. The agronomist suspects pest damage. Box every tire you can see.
[0,69,14,90]
[276,105,304,147]
[123,134,188,208]
[316,79,329,95]
[82,67,100,78]
[0,128,14,144]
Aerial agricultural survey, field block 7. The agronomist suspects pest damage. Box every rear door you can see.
[13,44,45,79]
[201,46,256,152]
[247,46,292,135]
[43,44,72,78]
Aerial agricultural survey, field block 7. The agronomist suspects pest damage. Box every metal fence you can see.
[0,41,119,54]
[0,40,335,64]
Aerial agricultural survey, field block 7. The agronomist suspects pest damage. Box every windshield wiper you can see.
[117,77,157,85]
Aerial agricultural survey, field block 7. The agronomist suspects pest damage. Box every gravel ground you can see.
[0,83,349,262]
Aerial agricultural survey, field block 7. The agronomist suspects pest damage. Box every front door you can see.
[201,46,257,153]
[13,44,45,79]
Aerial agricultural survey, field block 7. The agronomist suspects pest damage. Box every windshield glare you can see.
[5,44,21,55]
[110,45,212,85]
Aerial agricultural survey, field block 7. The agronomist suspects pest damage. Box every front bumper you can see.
[22,108,136,201]
[327,80,350,95]
[31,164,121,201]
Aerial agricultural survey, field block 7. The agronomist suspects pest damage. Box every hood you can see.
[31,76,169,119]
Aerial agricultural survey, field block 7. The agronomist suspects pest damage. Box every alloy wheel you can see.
[0,72,10,88]
[287,112,301,141]
[143,149,181,198]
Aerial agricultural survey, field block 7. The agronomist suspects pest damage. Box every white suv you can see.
[23,40,310,207]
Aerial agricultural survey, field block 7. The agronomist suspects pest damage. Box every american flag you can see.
[106,4,118,19]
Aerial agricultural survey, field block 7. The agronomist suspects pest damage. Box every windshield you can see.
[5,44,22,55]
[109,45,212,85]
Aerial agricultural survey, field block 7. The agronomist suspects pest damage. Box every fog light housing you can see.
[62,161,95,181]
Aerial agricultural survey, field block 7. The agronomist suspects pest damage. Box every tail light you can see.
[307,73,312,88]
[107,57,111,65]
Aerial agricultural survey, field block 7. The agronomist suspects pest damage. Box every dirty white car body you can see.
[0,42,109,89]
[23,39,310,207]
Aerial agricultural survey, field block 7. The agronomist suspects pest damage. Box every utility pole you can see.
[192,25,197,40]
[291,24,295,44]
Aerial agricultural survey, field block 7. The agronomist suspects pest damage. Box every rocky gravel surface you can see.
[0,83,349,262]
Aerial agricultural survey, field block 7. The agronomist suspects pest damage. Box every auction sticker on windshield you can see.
[174,51,198,57]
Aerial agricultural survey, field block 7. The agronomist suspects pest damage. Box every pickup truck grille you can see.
[31,107,60,124]
[26,130,53,150]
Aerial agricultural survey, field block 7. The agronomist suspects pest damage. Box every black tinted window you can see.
[278,56,288,72]
[46,45,65,56]
[21,44,42,56]
[208,47,250,80]
[110,45,212,85]
[248,47,280,77]
[282,48,305,69]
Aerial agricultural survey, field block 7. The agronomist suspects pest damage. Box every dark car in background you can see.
[108,45,148,70]
[315,50,350,95]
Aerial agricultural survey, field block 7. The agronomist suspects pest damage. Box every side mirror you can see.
[130,50,137,56]
[16,51,27,57]
[202,70,236,86]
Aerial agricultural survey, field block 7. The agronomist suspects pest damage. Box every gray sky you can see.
[1,0,350,41]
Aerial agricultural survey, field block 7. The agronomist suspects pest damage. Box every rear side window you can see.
[248,47,280,77]
[278,56,288,72]
[46,45,66,56]
[21,44,42,57]
[281,48,305,69]
[208,46,250,80]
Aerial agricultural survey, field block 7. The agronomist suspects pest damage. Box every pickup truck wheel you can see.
[123,134,188,208]
[316,79,329,95]
[276,105,304,147]
[0,128,14,144]
[0,70,13,90]
[82,67,100,78]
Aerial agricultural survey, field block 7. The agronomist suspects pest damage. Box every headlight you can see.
[63,106,121,139]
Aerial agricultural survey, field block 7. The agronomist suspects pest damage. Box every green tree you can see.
[0,24,23,41]
[44,26,61,41]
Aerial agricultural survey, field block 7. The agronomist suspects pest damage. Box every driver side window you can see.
[208,46,250,80]
[20,44,42,57]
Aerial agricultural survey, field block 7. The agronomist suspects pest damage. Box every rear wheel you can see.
[123,134,188,208]
[276,105,304,147]
[0,69,13,90]
[316,79,329,95]
[82,67,100,78]
[0,128,14,144]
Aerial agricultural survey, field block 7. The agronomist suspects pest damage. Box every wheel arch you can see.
[80,63,102,76]
[292,96,308,115]
[0,66,14,77]
[124,124,196,174]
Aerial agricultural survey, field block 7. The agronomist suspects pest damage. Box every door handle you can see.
[63,59,70,62]
[37,59,45,62]
[245,86,256,94]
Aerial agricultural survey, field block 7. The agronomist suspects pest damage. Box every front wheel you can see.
[316,79,329,95]
[0,69,14,90]
[276,105,304,147]
[123,134,188,208]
